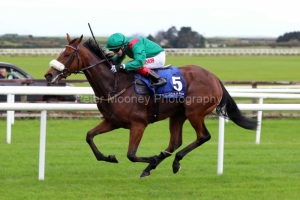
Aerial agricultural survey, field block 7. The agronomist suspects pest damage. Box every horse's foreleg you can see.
[172,116,211,174]
[126,122,167,173]
[86,119,119,163]
[126,123,149,162]
[140,113,186,178]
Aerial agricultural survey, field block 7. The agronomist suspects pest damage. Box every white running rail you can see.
[1,48,300,56]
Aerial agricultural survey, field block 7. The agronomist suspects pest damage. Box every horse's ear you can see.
[66,33,71,43]
[78,35,83,43]
[74,35,83,45]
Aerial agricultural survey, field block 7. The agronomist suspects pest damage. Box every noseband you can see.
[49,44,107,79]
[49,42,133,99]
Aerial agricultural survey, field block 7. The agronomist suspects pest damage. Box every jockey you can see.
[105,33,167,87]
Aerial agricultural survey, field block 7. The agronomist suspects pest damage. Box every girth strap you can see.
[151,96,159,123]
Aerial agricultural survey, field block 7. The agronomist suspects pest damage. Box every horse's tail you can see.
[216,80,257,130]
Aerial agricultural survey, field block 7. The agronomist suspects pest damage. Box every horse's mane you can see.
[83,38,114,59]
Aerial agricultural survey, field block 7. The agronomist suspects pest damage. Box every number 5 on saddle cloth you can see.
[134,66,186,99]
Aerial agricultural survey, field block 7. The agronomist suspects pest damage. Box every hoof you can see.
[109,155,118,163]
[140,171,150,178]
[172,163,181,174]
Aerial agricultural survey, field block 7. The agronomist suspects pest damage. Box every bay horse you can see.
[44,34,257,178]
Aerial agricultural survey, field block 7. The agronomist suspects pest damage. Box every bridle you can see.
[51,43,135,100]
[58,44,107,78]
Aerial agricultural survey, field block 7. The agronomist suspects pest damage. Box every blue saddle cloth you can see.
[135,66,186,99]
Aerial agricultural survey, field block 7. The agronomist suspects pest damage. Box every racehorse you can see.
[44,34,257,178]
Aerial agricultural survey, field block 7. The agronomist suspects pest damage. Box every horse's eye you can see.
[64,54,70,58]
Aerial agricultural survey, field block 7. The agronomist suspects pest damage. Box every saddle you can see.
[133,65,186,123]
[134,75,149,94]
[134,65,186,97]
[134,64,174,95]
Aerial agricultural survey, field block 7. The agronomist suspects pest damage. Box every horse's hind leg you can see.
[140,112,186,178]
[86,119,120,163]
[172,116,211,174]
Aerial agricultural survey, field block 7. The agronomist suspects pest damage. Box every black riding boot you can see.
[148,70,167,87]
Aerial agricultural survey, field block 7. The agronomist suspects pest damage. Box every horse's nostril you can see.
[44,73,52,82]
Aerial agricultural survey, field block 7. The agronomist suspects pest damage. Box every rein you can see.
[63,44,135,99]
[81,59,107,72]
[64,44,109,74]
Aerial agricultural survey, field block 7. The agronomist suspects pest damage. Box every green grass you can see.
[0,118,299,199]
[165,56,300,81]
[1,56,299,82]
[0,55,299,199]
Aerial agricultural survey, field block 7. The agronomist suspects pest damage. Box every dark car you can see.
[0,62,78,102]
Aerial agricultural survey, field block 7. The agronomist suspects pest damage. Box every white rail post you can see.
[6,94,12,144]
[38,110,47,180]
[217,116,225,175]
[255,98,264,144]
[11,94,15,125]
